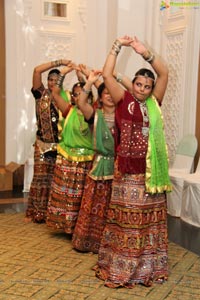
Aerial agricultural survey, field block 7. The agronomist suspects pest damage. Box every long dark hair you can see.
[95,82,106,108]
[47,68,60,80]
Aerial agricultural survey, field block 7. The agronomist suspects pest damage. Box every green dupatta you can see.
[145,96,172,193]
[89,109,114,180]
[58,106,94,161]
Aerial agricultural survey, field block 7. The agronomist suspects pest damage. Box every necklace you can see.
[102,108,115,115]
[134,96,149,137]
[102,109,115,126]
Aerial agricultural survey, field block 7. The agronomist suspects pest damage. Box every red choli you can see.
[115,91,149,174]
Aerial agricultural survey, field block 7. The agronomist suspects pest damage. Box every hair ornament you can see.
[134,75,155,82]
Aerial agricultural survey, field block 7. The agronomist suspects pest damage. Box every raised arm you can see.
[75,68,86,83]
[78,64,102,89]
[52,64,74,114]
[32,59,71,90]
[77,70,102,120]
[113,70,133,93]
[102,36,133,104]
[130,36,168,102]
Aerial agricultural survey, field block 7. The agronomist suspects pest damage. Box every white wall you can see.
[5,0,200,165]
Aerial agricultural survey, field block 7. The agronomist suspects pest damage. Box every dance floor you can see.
[0,212,199,300]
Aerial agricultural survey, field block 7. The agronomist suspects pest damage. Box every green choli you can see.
[57,106,94,161]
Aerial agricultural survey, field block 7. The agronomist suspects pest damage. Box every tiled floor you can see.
[0,187,200,299]
[0,186,200,256]
[0,212,199,300]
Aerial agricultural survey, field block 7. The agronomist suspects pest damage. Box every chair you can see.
[169,134,198,175]
[167,134,198,217]
[180,159,200,227]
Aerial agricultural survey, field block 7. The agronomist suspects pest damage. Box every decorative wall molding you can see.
[167,9,185,22]
[15,0,33,18]
[162,26,186,164]
[38,29,75,60]
[77,1,87,29]
[38,29,76,86]
[161,7,199,166]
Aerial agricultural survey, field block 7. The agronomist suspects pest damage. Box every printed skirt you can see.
[72,176,112,253]
[46,155,92,234]
[25,144,56,223]
[94,170,168,288]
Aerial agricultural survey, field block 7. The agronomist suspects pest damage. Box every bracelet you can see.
[55,74,65,88]
[142,50,155,64]
[82,87,91,95]
[51,59,62,67]
[146,53,155,63]
[110,50,118,56]
[116,72,123,83]
[110,39,122,56]
[115,39,122,48]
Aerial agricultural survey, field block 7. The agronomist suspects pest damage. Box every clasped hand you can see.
[117,35,147,55]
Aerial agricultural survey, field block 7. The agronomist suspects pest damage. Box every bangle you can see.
[146,54,154,63]
[115,39,122,48]
[116,72,123,83]
[51,59,62,67]
[83,87,91,95]
[110,50,118,56]
[110,39,122,56]
[142,50,155,64]
[55,74,65,88]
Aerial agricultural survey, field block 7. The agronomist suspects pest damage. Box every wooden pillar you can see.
[0,0,5,164]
